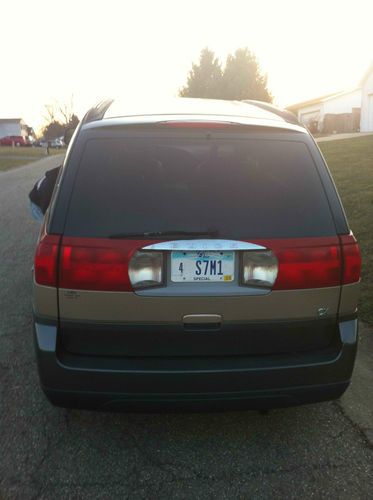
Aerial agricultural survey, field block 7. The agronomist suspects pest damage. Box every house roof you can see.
[287,88,361,112]
[0,118,23,124]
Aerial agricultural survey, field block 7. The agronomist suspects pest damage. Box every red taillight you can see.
[340,234,361,284]
[34,234,61,287]
[36,234,361,292]
[251,235,360,290]
[273,245,341,290]
[59,237,142,291]
[250,237,343,290]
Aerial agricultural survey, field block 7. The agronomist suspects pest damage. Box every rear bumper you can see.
[33,319,358,411]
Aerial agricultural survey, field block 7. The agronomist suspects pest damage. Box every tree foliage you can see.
[220,48,272,102]
[179,48,223,98]
[41,96,79,140]
[42,114,79,140]
[42,120,65,141]
[179,47,272,103]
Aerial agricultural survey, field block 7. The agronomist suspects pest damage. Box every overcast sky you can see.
[1,0,373,131]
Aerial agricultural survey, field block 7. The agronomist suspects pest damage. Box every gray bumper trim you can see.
[33,318,358,410]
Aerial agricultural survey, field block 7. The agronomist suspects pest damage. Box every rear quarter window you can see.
[62,134,337,239]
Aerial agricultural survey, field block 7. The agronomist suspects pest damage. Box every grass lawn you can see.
[0,146,64,171]
[0,158,34,170]
[319,136,373,324]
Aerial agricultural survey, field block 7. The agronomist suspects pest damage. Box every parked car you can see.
[33,138,65,149]
[50,137,64,149]
[32,98,361,411]
[0,135,29,146]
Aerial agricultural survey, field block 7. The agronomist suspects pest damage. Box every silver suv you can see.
[32,98,361,411]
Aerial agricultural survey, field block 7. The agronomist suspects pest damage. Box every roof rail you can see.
[241,100,301,126]
[81,99,114,125]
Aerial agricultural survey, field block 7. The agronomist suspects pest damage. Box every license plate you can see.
[171,251,235,282]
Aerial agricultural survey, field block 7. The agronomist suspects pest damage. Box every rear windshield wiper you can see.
[109,230,219,239]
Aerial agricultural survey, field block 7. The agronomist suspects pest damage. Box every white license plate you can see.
[171,251,235,282]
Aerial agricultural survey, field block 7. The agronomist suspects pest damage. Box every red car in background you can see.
[0,135,30,146]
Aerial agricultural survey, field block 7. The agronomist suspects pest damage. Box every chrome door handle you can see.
[183,314,222,324]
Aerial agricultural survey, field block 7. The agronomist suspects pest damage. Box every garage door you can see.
[299,110,321,128]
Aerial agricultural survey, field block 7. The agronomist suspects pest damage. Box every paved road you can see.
[1,157,373,499]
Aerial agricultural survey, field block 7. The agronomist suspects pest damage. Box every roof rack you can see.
[241,100,301,126]
[81,99,114,125]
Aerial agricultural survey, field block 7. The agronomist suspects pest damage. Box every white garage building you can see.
[360,64,373,131]
[287,64,373,133]
[0,118,29,139]
[287,89,362,133]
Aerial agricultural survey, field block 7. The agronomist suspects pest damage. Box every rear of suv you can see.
[32,98,361,411]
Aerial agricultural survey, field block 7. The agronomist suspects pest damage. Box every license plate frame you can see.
[170,251,235,283]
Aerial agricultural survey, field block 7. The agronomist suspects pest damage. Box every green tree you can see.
[42,120,65,140]
[42,114,79,140]
[220,48,272,102]
[179,47,272,103]
[42,97,80,140]
[179,48,223,98]
[66,114,80,130]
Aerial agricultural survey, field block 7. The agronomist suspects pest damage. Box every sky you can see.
[1,0,373,132]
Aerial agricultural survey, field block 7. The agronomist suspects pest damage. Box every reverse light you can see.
[129,251,163,289]
[241,251,278,288]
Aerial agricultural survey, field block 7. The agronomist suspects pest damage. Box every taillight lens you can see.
[273,244,341,290]
[34,234,60,287]
[340,234,361,284]
[58,238,164,292]
[241,251,278,288]
[241,238,344,290]
[59,238,135,291]
[129,251,163,289]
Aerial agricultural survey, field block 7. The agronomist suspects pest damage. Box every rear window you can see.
[63,135,336,239]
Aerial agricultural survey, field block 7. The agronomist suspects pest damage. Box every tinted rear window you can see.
[63,136,336,238]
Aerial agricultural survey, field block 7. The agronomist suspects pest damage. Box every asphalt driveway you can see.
[1,157,373,499]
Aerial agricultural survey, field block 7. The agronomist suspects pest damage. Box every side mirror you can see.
[64,127,76,147]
